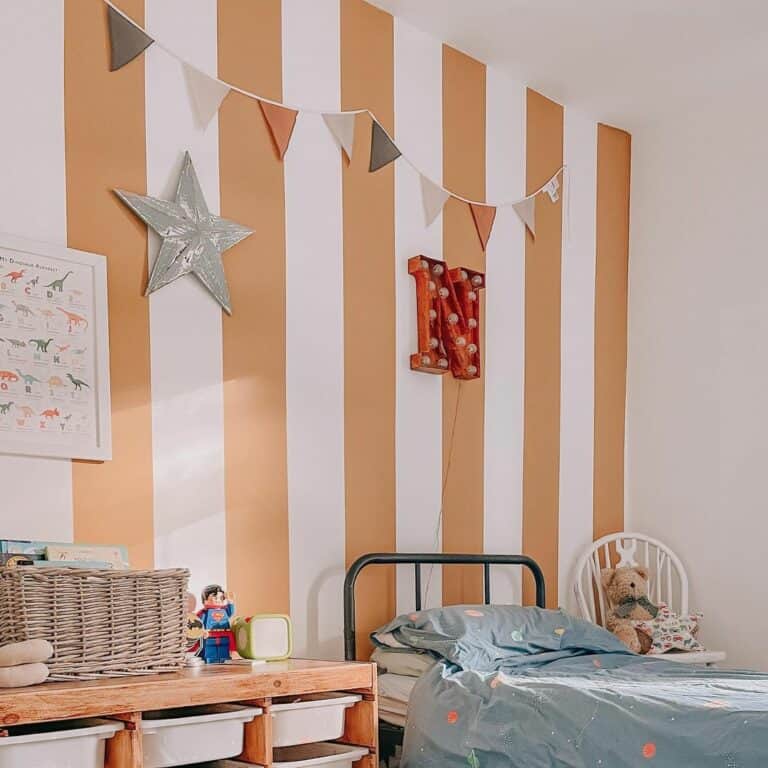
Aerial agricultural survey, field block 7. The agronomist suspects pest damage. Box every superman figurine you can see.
[197,584,235,664]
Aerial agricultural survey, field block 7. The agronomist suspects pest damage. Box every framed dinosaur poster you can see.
[0,234,111,460]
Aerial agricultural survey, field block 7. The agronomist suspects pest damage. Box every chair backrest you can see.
[573,532,689,626]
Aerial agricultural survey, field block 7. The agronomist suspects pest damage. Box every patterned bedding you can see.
[372,604,768,767]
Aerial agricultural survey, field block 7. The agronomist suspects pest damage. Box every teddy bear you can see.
[601,566,659,654]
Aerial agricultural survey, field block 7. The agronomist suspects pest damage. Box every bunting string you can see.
[104,0,566,249]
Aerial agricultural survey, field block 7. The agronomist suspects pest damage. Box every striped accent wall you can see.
[441,45,486,608]
[341,0,397,660]
[146,0,226,601]
[522,89,564,608]
[219,0,291,620]
[65,0,155,570]
[0,0,630,658]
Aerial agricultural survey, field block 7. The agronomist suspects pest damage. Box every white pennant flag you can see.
[420,174,450,227]
[183,63,231,129]
[512,196,536,236]
[322,113,356,161]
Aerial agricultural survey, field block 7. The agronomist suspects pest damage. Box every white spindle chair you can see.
[573,532,725,665]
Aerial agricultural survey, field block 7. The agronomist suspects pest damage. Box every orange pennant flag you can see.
[469,203,497,251]
[259,101,299,160]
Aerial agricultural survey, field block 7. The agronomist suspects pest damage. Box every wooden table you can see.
[0,659,378,768]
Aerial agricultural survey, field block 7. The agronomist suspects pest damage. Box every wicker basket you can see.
[0,566,189,679]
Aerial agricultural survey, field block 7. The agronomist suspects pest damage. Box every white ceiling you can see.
[370,0,767,132]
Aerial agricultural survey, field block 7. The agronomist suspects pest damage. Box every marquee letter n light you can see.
[408,255,485,381]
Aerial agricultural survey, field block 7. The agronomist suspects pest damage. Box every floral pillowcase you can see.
[632,603,704,655]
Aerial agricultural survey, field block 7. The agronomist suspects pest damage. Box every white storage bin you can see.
[271,693,361,747]
[273,743,369,768]
[142,704,261,768]
[0,718,123,768]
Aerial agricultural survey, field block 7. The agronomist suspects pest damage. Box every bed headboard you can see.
[343,552,546,661]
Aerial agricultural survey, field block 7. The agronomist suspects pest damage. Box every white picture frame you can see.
[0,233,111,460]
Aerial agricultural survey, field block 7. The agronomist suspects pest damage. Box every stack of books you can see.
[0,540,130,569]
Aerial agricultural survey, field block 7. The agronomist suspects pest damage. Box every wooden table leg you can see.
[341,664,378,768]
[239,698,272,766]
[341,698,377,749]
[104,712,143,768]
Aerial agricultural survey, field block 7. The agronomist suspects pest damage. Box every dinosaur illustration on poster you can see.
[12,301,34,318]
[30,338,54,353]
[44,271,73,292]
[66,373,89,391]
[15,370,42,387]
[57,308,88,332]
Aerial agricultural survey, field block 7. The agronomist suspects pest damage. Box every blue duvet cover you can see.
[373,605,768,767]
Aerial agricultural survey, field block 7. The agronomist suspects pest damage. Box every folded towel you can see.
[0,639,53,668]
[0,662,49,688]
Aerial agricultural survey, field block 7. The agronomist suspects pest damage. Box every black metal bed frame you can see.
[343,552,546,661]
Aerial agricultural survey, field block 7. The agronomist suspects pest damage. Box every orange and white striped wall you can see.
[0,0,630,659]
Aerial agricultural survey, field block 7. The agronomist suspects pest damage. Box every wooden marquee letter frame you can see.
[408,255,485,381]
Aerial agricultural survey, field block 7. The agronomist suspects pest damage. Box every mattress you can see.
[378,673,417,728]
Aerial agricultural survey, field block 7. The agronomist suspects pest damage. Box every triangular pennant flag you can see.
[323,113,356,161]
[469,203,497,251]
[259,101,299,160]
[183,63,231,129]
[512,196,536,236]
[369,120,401,172]
[108,5,154,71]
[420,175,450,227]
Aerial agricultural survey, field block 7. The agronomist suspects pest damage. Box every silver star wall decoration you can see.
[115,151,253,315]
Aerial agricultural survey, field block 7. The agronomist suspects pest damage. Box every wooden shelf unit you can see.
[0,658,378,768]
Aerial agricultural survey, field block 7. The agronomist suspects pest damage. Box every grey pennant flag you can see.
[369,120,401,172]
[108,5,154,71]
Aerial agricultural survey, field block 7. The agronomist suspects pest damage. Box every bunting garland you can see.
[420,175,451,227]
[369,120,402,172]
[512,197,536,237]
[103,0,563,252]
[107,5,153,71]
[183,63,231,129]
[544,176,560,203]
[469,204,497,252]
[259,102,299,160]
[322,113,356,161]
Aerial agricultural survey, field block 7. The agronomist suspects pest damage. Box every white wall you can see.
[627,90,768,671]
[0,0,72,540]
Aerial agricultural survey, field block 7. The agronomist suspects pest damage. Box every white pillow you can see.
[371,647,435,677]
